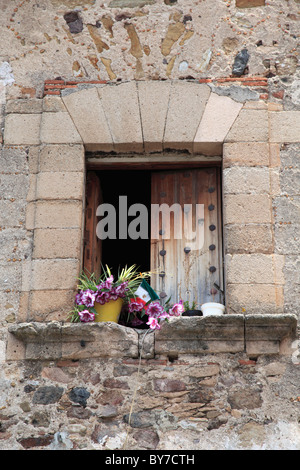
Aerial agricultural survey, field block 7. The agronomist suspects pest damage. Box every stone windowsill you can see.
[7,314,298,361]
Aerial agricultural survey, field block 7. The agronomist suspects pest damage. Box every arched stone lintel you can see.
[55,81,243,156]
[4,82,300,151]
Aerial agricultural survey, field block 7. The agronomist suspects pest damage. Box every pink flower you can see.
[147,301,164,318]
[78,310,95,322]
[169,300,184,317]
[158,311,170,321]
[146,317,161,330]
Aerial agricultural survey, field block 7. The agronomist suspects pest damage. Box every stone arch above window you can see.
[38,80,243,155]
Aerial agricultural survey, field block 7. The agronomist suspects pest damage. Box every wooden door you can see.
[151,168,223,308]
[83,171,102,278]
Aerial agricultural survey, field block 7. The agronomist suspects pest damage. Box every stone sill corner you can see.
[7,314,298,361]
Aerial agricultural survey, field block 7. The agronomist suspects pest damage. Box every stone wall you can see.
[1,319,299,450]
[1,0,300,94]
[0,0,299,452]
[1,352,300,450]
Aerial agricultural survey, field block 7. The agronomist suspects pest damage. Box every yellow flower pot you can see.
[94,298,123,323]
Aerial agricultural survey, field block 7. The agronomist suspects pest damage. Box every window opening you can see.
[83,165,223,307]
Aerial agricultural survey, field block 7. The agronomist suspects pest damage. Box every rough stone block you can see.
[30,259,80,290]
[274,223,300,255]
[245,314,297,355]
[273,196,300,224]
[194,93,242,155]
[99,82,143,153]
[39,145,84,172]
[225,109,268,142]
[223,194,272,224]
[36,172,84,200]
[224,224,273,254]
[29,289,76,322]
[8,322,140,360]
[40,112,82,144]
[0,174,29,200]
[164,82,210,151]
[62,88,113,152]
[0,262,22,291]
[137,328,155,359]
[0,227,32,261]
[6,334,26,361]
[223,142,269,168]
[34,200,83,229]
[226,284,284,314]
[225,253,285,285]
[279,168,300,196]
[4,113,41,145]
[33,228,82,259]
[61,323,139,359]
[137,81,171,153]
[0,200,26,227]
[155,316,245,355]
[223,167,270,194]
[269,111,300,143]
[42,95,66,113]
[6,99,42,114]
[0,146,30,174]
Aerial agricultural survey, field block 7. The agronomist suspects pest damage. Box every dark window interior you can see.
[97,170,151,275]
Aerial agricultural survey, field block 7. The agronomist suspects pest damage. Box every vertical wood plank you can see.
[83,171,102,278]
[151,168,223,307]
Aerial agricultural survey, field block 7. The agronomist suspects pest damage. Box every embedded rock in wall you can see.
[63,11,84,34]
[1,0,300,94]
[236,0,265,7]
[232,49,249,76]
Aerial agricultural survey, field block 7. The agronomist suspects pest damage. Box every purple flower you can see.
[103,274,114,290]
[81,289,96,307]
[75,290,84,305]
[114,281,128,297]
[108,288,119,301]
[147,301,165,318]
[95,290,111,305]
[169,300,184,317]
[78,310,95,323]
[96,281,105,290]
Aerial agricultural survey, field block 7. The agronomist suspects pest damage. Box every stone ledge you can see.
[7,314,297,361]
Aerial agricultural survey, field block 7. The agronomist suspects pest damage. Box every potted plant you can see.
[69,266,185,330]
[69,265,150,323]
[182,300,203,317]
